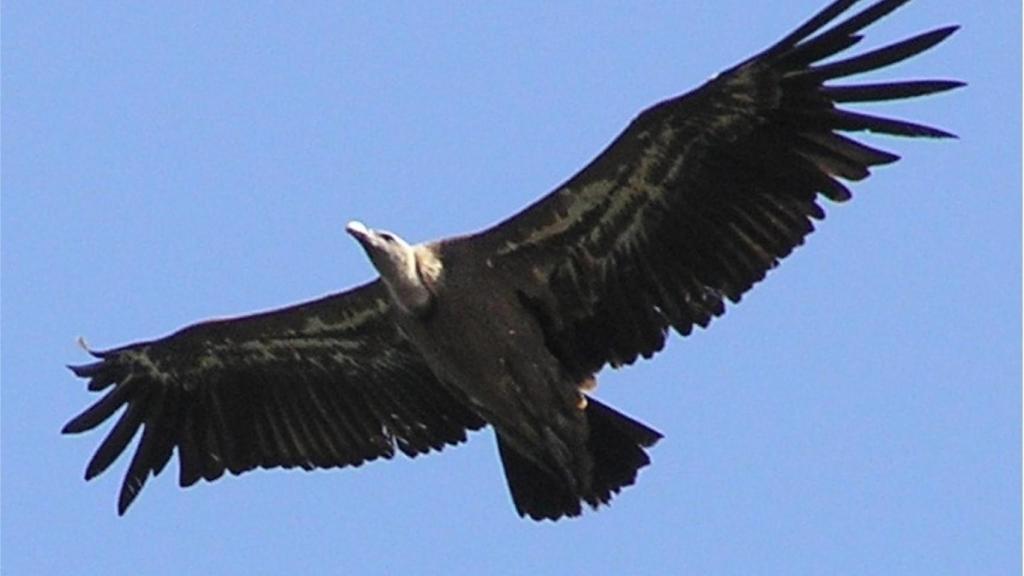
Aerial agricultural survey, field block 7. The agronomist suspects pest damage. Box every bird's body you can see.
[406,253,599,511]
[64,0,962,520]
[346,228,661,517]
[393,241,577,453]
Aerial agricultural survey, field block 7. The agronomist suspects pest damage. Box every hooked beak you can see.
[346,220,370,242]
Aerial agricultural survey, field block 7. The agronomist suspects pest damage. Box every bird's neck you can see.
[385,245,442,316]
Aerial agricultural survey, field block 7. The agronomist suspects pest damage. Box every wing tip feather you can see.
[68,361,102,378]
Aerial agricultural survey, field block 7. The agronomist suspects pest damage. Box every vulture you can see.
[64,0,962,521]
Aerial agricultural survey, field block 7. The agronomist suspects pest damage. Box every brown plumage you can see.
[64,0,961,520]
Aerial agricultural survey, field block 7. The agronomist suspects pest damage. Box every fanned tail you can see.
[498,397,662,521]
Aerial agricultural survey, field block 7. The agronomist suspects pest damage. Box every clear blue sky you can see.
[3,1,1019,574]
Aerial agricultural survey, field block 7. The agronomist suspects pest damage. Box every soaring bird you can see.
[64,0,961,520]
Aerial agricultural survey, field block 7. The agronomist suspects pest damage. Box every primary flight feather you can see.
[65,0,962,520]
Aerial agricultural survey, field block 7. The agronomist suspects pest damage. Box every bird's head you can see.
[346,221,411,266]
[346,220,433,314]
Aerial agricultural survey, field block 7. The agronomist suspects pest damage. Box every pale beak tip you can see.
[346,220,368,237]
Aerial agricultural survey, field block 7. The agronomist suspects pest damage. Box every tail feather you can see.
[582,397,662,508]
[498,397,662,521]
[497,434,581,520]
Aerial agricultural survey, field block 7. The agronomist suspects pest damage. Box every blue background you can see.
[3,1,1019,574]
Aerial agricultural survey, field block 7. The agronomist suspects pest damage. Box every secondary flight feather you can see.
[64,0,961,520]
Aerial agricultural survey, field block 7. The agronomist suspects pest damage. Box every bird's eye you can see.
[380,232,395,243]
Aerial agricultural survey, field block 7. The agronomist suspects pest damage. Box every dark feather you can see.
[85,397,148,481]
[63,377,140,434]
[822,80,965,102]
[793,26,959,84]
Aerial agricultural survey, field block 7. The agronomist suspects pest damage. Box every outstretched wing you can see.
[464,0,962,377]
[63,280,485,514]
